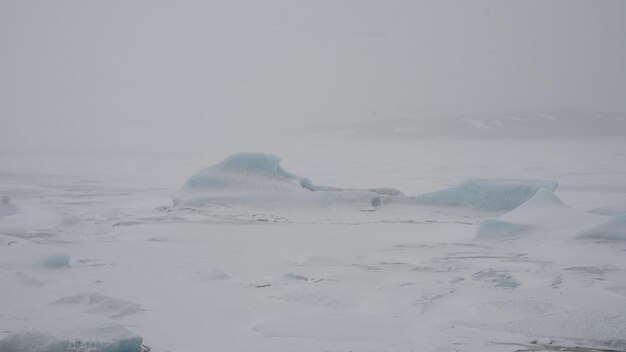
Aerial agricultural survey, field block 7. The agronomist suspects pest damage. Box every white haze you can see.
[3,3,626,351]
[1,0,626,152]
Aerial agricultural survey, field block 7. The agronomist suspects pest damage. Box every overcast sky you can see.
[1,0,625,151]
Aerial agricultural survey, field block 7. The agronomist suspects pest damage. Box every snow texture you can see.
[50,293,142,318]
[588,202,626,216]
[2,141,626,352]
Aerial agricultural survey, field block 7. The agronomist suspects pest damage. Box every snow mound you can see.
[413,179,558,212]
[588,202,626,216]
[503,187,569,220]
[50,293,142,318]
[577,214,626,241]
[475,188,604,240]
[0,314,143,352]
[475,219,533,240]
[173,153,390,210]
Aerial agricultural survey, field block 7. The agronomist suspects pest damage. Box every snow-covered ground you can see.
[1,138,626,352]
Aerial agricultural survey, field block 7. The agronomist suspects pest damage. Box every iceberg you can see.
[172,153,395,210]
[173,153,562,217]
[412,178,558,212]
[175,153,308,200]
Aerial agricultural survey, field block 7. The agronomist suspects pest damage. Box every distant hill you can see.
[303,109,626,140]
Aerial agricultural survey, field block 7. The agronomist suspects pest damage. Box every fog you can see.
[3,3,626,351]
[1,0,625,151]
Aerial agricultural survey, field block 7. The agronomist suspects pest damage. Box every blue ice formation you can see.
[476,219,533,240]
[578,214,626,241]
[474,187,566,240]
[473,269,521,289]
[41,253,71,268]
[176,153,307,198]
[504,187,568,216]
[0,314,143,352]
[173,153,558,212]
[173,153,387,209]
[413,179,558,212]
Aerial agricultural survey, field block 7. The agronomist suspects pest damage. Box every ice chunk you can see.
[476,219,533,240]
[41,253,71,268]
[413,178,558,212]
[577,214,626,241]
[0,314,144,352]
[49,293,142,318]
[473,269,520,289]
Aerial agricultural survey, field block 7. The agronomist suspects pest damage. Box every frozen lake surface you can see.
[1,138,626,352]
